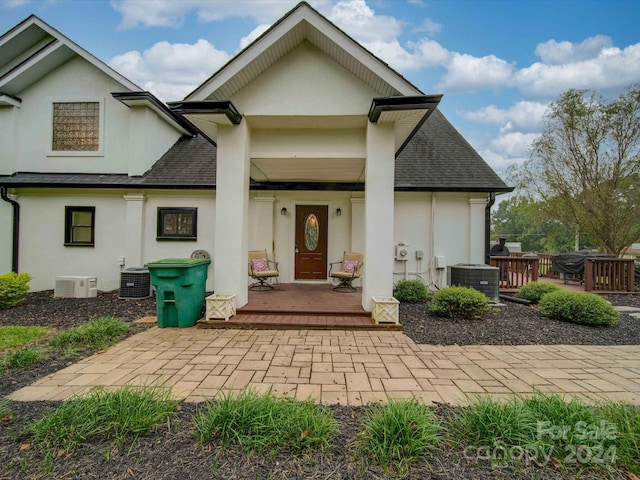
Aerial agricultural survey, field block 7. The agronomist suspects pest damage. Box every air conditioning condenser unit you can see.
[448,264,499,302]
[120,268,152,299]
[54,276,98,298]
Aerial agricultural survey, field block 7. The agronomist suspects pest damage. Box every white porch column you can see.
[469,197,487,263]
[214,120,251,307]
[363,122,395,311]
[253,196,275,256]
[123,193,145,268]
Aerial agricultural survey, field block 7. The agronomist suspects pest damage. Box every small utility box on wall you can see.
[371,296,400,324]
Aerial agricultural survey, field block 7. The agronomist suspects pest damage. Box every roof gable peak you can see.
[0,14,140,96]
[185,1,422,102]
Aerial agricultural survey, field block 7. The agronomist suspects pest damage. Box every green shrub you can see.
[515,282,562,304]
[0,272,31,309]
[393,279,429,303]
[538,291,620,326]
[430,286,490,320]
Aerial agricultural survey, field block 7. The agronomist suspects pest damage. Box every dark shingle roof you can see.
[0,135,217,189]
[141,135,216,186]
[395,110,512,192]
[0,113,512,193]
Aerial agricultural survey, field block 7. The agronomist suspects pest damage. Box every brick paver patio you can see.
[9,327,640,405]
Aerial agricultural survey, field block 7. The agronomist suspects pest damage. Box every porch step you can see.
[237,306,370,317]
[197,314,402,331]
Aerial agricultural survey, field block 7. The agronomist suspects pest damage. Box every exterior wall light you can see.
[336,208,342,216]
[280,207,287,216]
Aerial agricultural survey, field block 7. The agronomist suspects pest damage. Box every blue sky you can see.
[2,0,640,178]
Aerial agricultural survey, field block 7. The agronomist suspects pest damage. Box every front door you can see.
[295,205,328,280]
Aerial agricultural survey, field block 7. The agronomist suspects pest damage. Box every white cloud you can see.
[413,17,442,36]
[535,35,612,65]
[491,132,538,158]
[363,37,449,71]
[458,101,548,133]
[1,0,31,7]
[109,39,231,101]
[514,43,640,98]
[438,53,515,92]
[110,0,299,29]
[327,0,403,42]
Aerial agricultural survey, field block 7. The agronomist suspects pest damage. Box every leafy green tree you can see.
[492,195,596,253]
[512,85,640,256]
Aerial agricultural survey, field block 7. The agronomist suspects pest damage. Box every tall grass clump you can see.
[597,402,640,473]
[357,400,441,475]
[193,389,337,453]
[0,397,12,420]
[392,279,430,303]
[0,272,31,309]
[0,346,48,372]
[48,317,131,352]
[515,282,561,304]
[538,291,620,326]
[430,286,489,320]
[450,391,638,471]
[28,386,178,451]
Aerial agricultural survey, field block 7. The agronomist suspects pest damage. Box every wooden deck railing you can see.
[490,256,539,290]
[584,257,636,293]
[536,253,559,279]
[497,253,637,293]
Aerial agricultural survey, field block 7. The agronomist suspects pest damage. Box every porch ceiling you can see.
[250,157,365,183]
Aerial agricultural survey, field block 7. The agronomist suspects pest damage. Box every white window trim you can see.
[47,97,105,157]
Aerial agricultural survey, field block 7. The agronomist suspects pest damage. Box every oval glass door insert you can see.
[304,214,319,251]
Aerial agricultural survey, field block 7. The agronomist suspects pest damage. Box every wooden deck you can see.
[198,283,403,331]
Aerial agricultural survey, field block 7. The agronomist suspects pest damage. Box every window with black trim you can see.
[157,207,197,240]
[65,206,95,246]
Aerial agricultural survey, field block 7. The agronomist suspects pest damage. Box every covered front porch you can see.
[198,283,402,330]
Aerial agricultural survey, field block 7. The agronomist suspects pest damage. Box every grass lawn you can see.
[0,326,50,350]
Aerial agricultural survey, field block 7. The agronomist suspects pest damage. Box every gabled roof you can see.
[0,15,140,97]
[186,1,422,101]
[0,113,512,193]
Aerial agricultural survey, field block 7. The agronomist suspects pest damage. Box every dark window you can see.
[65,206,95,246]
[157,207,197,240]
[52,102,100,151]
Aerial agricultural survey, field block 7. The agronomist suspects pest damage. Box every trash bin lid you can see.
[145,258,211,268]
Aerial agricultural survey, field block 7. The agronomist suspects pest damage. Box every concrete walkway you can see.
[9,327,640,405]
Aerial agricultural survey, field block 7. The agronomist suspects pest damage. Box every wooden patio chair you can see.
[329,252,363,292]
[248,250,279,291]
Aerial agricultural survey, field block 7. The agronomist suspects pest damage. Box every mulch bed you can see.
[1,290,638,479]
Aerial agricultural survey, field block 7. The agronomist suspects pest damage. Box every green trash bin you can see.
[145,258,211,328]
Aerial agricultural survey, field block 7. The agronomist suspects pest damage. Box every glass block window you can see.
[52,102,100,151]
[157,208,197,240]
[65,206,95,246]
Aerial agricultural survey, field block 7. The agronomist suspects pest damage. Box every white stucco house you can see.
[0,2,511,311]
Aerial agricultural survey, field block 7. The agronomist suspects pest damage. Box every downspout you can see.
[0,187,19,273]
[485,192,496,265]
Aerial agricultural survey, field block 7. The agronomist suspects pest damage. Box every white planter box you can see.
[371,296,400,325]
[205,294,237,321]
